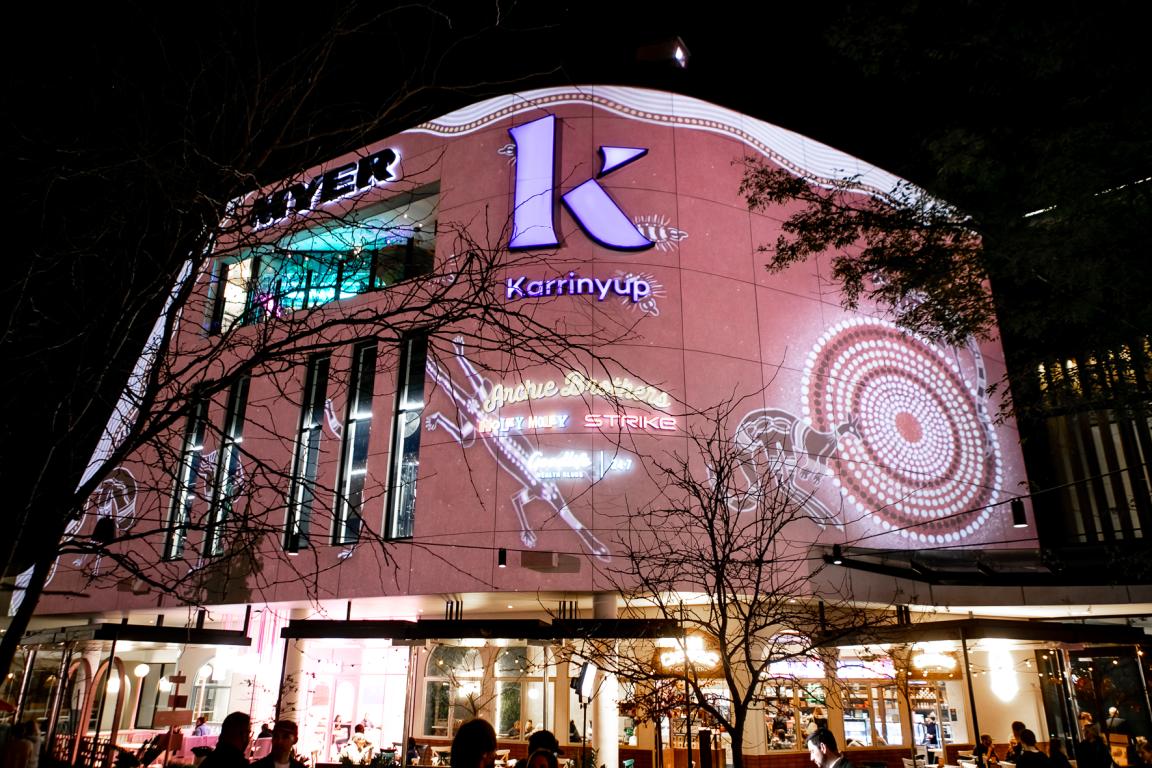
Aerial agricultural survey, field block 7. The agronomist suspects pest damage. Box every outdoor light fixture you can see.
[832,544,844,565]
[498,548,507,568]
[1011,498,1028,528]
[636,36,690,69]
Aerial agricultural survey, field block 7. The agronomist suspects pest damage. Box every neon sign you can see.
[526,450,635,480]
[506,272,652,303]
[585,413,677,431]
[248,147,401,229]
[508,115,653,251]
[477,413,570,435]
[481,371,672,413]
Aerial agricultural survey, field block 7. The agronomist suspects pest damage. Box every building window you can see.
[386,334,427,539]
[166,400,208,559]
[333,341,378,545]
[204,377,250,556]
[286,354,330,551]
[495,646,546,739]
[209,188,438,331]
[423,646,484,737]
[207,258,255,333]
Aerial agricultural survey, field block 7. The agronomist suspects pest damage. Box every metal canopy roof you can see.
[281,618,684,641]
[20,622,252,648]
[818,616,1146,648]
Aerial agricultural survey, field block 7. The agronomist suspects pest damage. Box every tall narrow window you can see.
[166,400,208,559]
[286,354,330,551]
[386,335,427,539]
[334,341,378,545]
[204,377,250,556]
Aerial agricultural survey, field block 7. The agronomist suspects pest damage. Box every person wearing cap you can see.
[251,720,306,768]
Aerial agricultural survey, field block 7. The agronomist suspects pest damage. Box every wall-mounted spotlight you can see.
[498,548,507,568]
[1011,498,1028,528]
[831,544,844,565]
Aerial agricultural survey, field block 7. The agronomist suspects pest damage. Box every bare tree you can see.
[589,400,889,768]
[1,4,617,678]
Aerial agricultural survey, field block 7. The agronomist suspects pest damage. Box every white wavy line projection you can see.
[408,85,908,198]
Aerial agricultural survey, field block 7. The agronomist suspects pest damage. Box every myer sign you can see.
[248,147,401,229]
[506,114,656,304]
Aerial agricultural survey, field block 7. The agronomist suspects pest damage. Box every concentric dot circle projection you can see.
[800,318,1002,543]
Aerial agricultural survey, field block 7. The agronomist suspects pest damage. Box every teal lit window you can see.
[212,188,437,330]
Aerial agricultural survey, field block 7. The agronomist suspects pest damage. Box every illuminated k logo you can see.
[508,115,654,251]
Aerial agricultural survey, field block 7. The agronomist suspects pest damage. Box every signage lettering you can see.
[585,413,678,431]
[481,372,672,413]
[508,115,653,251]
[525,450,635,480]
[478,413,570,435]
[506,272,652,303]
[249,148,401,229]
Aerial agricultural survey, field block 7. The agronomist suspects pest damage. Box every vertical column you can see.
[594,593,620,768]
[278,608,311,724]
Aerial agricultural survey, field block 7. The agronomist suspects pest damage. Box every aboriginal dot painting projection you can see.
[405,86,1028,556]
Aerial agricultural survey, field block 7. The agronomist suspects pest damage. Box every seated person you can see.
[975,734,1000,766]
[340,725,375,765]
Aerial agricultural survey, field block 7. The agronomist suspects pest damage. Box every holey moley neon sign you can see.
[508,115,654,251]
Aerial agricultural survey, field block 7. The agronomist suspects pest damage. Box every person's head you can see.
[452,718,497,768]
[1011,722,1026,736]
[219,711,252,751]
[526,749,560,768]
[1020,730,1038,748]
[355,724,366,735]
[981,735,993,748]
[270,720,299,761]
[527,730,562,756]
[926,715,936,723]
[197,717,207,727]
[807,729,841,768]
[1079,712,1094,724]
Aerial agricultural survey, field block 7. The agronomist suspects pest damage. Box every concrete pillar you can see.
[278,608,311,724]
[594,593,619,768]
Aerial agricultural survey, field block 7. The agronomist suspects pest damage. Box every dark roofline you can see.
[21,622,251,648]
[817,617,1146,648]
[281,618,684,641]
